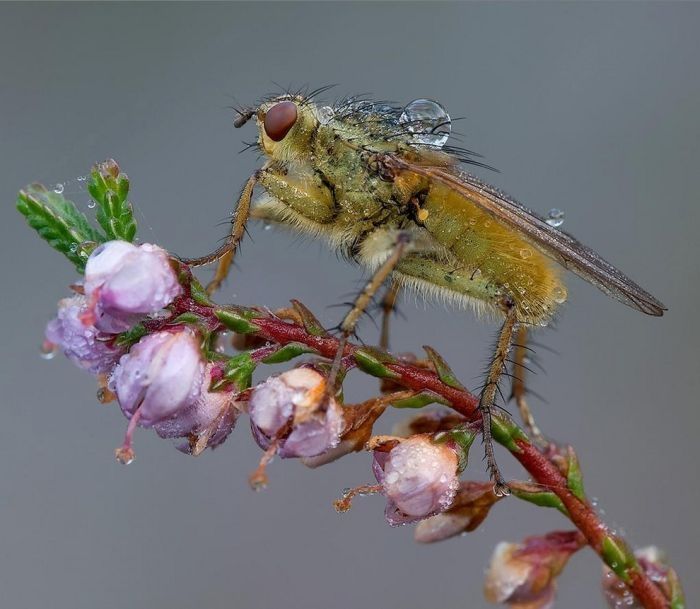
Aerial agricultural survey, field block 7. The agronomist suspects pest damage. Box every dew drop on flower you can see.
[39,339,57,360]
[546,208,565,227]
[53,183,64,194]
[399,99,451,147]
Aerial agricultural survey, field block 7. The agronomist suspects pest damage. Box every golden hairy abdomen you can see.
[422,181,567,323]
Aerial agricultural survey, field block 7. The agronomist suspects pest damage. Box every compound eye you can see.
[264,101,298,142]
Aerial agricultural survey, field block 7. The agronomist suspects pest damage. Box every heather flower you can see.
[484,531,585,609]
[373,434,461,525]
[45,295,123,374]
[414,481,501,543]
[111,329,205,462]
[83,240,182,332]
[249,367,344,459]
[602,546,684,609]
[154,364,241,455]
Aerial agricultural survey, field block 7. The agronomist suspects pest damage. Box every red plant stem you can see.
[248,315,669,609]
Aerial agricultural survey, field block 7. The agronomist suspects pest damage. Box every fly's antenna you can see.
[233,108,255,128]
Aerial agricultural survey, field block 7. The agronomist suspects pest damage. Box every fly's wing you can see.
[390,156,666,316]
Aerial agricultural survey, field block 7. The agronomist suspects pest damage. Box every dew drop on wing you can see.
[399,99,451,148]
[546,208,565,227]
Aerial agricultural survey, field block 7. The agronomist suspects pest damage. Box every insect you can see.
[184,86,666,495]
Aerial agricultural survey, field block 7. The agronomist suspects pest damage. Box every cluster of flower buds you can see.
[602,546,684,609]
[483,531,586,609]
[45,240,241,462]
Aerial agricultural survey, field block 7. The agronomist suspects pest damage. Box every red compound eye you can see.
[263,101,298,142]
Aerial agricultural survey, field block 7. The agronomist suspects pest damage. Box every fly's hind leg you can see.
[181,171,259,295]
[480,302,518,496]
[510,326,546,445]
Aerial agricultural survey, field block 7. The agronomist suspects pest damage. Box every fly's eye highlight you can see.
[264,101,298,142]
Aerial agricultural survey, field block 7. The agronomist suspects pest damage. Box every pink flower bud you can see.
[45,295,124,374]
[154,364,241,455]
[373,435,460,525]
[249,367,344,459]
[484,531,585,609]
[84,241,182,332]
[414,481,501,543]
[602,546,684,609]
[111,329,205,426]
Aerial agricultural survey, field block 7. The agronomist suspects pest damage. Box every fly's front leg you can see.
[182,171,259,295]
[510,326,546,445]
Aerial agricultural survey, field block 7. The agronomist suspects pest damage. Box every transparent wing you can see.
[390,156,666,316]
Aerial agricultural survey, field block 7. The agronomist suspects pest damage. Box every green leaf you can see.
[511,487,568,515]
[490,413,528,452]
[88,159,137,242]
[114,323,147,347]
[566,448,586,501]
[354,349,399,379]
[222,352,256,390]
[601,536,637,582]
[435,426,477,472]
[290,300,328,336]
[17,184,105,272]
[261,342,318,364]
[215,309,261,334]
[391,390,448,409]
[423,346,466,390]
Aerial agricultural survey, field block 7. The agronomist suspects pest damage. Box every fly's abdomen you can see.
[420,182,567,323]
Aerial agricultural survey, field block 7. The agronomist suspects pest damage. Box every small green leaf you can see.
[489,413,528,452]
[354,349,399,379]
[290,300,327,336]
[215,309,261,334]
[435,426,477,472]
[88,159,137,242]
[114,324,147,347]
[511,487,568,515]
[423,346,466,390]
[17,184,105,272]
[566,448,586,501]
[171,312,202,324]
[261,342,318,364]
[189,277,213,306]
[601,536,637,582]
[223,352,256,390]
[391,390,448,409]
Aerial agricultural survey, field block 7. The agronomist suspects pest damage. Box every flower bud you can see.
[45,295,123,374]
[154,364,241,455]
[414,481,501,543]
[111,329,205,426]
[110,329,205,463]
[249,367,344,459]
[602,546,684,609]
[84,241,181,332]
[484,531,585,609]
[373,434,461,525]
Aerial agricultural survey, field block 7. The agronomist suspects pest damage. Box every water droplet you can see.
[87,200,96,209]
[399,99,451,147]
[53,183,64,194]
[76,175,87,183]
[342,487,351,497]
[552,286,567,304]
[69,243,78,253]
[519,248,533,259]
[318,106,335,124]
[39,340,57,360]
[471,268,482,280]
[546,208,565,227]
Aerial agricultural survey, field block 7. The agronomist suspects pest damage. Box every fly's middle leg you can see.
[328,232,412,392]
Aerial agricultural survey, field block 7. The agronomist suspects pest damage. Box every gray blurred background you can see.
[1,3,698,608]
